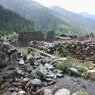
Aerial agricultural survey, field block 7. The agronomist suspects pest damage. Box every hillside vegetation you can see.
[0,0,95,35]
[0,5,34,35]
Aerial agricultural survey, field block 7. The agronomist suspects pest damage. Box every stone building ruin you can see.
[18,32,44,47]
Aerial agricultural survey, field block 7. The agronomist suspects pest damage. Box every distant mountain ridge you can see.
[80,12,95,21]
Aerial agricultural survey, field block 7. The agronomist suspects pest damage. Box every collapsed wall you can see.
[18,32,44,47]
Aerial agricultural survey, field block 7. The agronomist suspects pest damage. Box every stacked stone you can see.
[50,41,95,62]
[0,36,65,95]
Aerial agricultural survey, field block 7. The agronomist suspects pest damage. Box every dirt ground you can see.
[49,75,95,95]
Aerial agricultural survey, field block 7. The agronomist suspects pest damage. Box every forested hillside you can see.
[0,0,84,35]
[0,0,95,35]
[0,5,34,35]
[50,6,95,35]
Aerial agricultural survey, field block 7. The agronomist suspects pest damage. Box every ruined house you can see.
[47,31,55,42]
[18,32,44,47]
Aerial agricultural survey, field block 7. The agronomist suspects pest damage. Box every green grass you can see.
[17,47,41,56]
[73,91,88,95]
[19,47,28,54]
[57,57,93,70]
[56,57,94,78]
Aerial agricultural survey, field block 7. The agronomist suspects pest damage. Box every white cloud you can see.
[33,0,95,15]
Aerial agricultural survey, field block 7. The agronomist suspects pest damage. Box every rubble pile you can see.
[0,37,95,95]
[49,41,95,62]
[29,41,55,52]
[0,36,65,95]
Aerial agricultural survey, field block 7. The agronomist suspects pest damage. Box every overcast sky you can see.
[33,0,95,15]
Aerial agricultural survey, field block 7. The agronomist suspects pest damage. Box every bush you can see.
[56,59,72,72]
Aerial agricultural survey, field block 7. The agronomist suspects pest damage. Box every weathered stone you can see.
[87,70,95,79]
[68,68,80,76]
[55,88,70,95]
[15,68,25,76]
[19,58,24,64]
[44,88,53,95]
[23,64,33,73]
[26,78,42,92]
[18,90,26,95]
[44,63,54,70]
[23,78,29,82]
[2,91,12,95]
[36,65,48,80]
[11,92,18,95]
[56,73,64,78]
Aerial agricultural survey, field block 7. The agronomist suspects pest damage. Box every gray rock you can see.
[68,68,80,76]
[87,69,95,79]
[44,64,54,70]
[18,90,26,95]
[44,88,53,95]
[2,91,11,95]
[55,88,70,95]
[26,78,42,92]
[26,65,33,73]
[36,65,48,80]
[56,73,64,78]
[11,92,18,95]
[31,78,42,86]
[19,58,24,64]
[53,69,63,74]
[46,73,55,79]
[16,68,25,76]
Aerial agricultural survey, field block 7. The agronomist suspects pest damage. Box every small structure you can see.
[47,31,55,42]
[18,32,44,47]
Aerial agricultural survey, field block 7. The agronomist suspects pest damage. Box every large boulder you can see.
[55,88,70,95]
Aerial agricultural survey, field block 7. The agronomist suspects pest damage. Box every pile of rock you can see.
[0,36,65,95]
[49,41,95,62]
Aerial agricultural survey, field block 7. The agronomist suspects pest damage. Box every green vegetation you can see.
[19,47,40,56]
[1,0,95,35]
[0,5,34,35]
[56,57,93,77]
[73,91,88,95]
[56,58,72,71]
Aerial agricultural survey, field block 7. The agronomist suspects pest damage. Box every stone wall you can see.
[18,32,44,47]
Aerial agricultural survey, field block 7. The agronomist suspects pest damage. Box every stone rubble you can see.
[0,36,93,95]
[0,36,65,95]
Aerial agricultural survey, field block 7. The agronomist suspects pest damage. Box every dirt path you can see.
[49,75,95,95]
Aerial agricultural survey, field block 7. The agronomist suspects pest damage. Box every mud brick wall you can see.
[18,32,44,47]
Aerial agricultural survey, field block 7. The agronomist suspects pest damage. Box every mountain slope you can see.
[0,0,95,35]
[0,5,34,35]
[0,0,85,35]
[50,6,95,35]
[0,0,62,31]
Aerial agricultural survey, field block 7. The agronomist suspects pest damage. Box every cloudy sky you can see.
[33,0,95,15]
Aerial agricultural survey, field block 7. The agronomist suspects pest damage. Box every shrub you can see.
[56,58,72,72]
